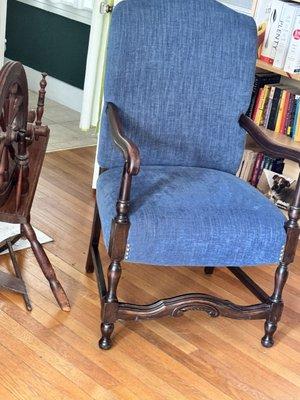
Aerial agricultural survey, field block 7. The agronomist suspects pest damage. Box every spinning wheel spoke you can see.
[15,164,23,211]
[2,98,9,129]
[7,144,15,160]
[0,110,5,132]
[8,95,23,129]
[0,146,8,184]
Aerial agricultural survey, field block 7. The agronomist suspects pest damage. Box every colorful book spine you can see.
[268,87,282,130]
[251,153,264,186]
[252,88,264,121]
[293,97,300,141]
[275,90,286,133]
[288,95,298,137]
[279,90,290,134]
[255,86,270,125]
[263,86,276,127]
[283,93,294,136]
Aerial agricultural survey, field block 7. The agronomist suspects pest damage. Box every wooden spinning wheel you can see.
[0,61,70,311]
[0,61,28,209]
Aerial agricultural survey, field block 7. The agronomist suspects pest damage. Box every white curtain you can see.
[80,0,123,131]
[48,0,93,9]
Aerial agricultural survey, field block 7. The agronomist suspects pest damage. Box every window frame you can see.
[17,0,92,25]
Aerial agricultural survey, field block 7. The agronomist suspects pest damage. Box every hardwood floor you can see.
[0,146,299,400]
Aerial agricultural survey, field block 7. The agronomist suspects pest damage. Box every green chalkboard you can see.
[6,0,90,89]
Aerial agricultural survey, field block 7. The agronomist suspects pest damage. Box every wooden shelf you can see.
[256,60,300,82]
[248,126,300,151]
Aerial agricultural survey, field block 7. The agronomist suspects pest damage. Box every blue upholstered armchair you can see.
[86,0,300,350]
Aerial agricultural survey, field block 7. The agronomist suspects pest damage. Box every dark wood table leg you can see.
[21,222,70,311]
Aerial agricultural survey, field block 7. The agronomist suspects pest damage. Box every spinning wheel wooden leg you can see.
[21,222,70,311]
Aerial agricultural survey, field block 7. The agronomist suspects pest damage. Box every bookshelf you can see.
[255,126,300,151]
[256,60,300,82]
[252,0,300,152]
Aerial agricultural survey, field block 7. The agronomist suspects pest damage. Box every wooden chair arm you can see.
[107,102,141,175]
[239,114,300,165]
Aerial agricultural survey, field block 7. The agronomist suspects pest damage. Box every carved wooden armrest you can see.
[239,114,300,164]
[107,102,141,175]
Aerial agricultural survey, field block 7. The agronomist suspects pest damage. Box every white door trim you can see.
[0,1,7,67]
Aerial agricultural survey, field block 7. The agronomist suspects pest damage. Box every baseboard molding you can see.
[6,60,83,112]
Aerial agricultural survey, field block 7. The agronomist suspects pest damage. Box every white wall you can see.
[217,0,253,15]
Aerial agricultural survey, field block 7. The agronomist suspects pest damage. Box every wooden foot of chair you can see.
[204,267,215,275]
[21,222,70,311]
[99,323,114,350]
[261,320,277,348]
[261,262,288,348]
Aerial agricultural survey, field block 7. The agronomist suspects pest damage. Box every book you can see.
[275,89,287,133]
[263,155,273,170]
[251,152,264,186]
[271,158,285,174]
[254,0,273,57]
[260,0,285,65]
[252,88,263,121]
[288,94,298,137]
[240,151,258,182]
[279,90,290,134]
[273,3,300,69]
[267,86,282,130]
[284,14,300,74]
[254,85,271,125]
[263,85,276,127]
[283,93,294,135]
[293,97,300,141]
[247,73,281,117]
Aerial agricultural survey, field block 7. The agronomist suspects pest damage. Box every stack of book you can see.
[255,0,300,74]
[248,73,300,140]
[237,150,284,187]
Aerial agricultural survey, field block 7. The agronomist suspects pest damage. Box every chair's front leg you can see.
[261,262,288,347]
[204,267,215,275]
[100,259,122,350]
[99,165,132,350]
[262,176,300,348]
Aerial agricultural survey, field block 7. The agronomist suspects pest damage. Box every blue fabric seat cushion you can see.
[97,166,286,267]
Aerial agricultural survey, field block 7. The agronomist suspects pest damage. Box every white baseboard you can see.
[6,59,83,112]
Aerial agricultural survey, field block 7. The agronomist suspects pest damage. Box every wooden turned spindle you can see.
[35,73,47,127]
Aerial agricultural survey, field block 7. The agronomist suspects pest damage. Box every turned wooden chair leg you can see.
[261,262,288,348]
[204,267,215,275]
[99,260,121,350]
[262,199,300,348]
[21,222,70,311]
[86,203,101,273]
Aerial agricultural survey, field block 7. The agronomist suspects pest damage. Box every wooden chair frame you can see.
[86,103,300,350]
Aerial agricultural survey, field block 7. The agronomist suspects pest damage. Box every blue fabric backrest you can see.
[98,0,257,174]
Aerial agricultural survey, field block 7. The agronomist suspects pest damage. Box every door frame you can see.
[0,0,7,67]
